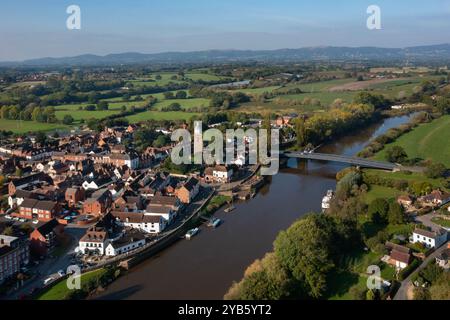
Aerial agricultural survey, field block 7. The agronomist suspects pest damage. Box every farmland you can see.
[372,115,450,166]
[125,110,200,122]
[0,118,68,133]
[128,72,229,87]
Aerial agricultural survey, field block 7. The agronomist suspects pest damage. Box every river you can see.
[98,114,414,300]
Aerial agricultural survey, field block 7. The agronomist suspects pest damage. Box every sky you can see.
[1,0,450,61]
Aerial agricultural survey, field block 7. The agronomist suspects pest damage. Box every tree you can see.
[429,273,450,300]
[294,117,306,148]
[175,91,187,99]
[153,135,170,148]
[274,214,337,298]
[163,92,175,100]
[388,202,405,225]
[424,162,447,179]
[353,92,389,110]
[368,198,389,224]
[35,132,47,145]
[62,114,74,125]
[349,285,367,300]
[385,146,408,163]
[435,96,450,114]
[413,287,431,300]
[96,101,109,111]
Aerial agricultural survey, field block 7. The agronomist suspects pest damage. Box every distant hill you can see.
[3,44,450,66]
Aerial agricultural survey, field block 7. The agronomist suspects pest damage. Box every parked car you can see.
[32,220,39,224]
[19,218,26,222]
[57,270,65,277]
[4,215,11,219]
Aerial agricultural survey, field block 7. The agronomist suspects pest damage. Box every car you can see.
[57,270,66,277]
[13,217,19,221]
[32,220,39,224]
[4,215,11,219]
[43,277,54,286]
[19,218,26,222]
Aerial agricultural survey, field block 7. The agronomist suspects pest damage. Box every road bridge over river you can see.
[282,151,401,171]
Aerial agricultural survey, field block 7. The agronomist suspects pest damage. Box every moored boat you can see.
[185,227,199,239]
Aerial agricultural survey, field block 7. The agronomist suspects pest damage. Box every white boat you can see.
[321,190,334,211]
[185,227,199,239]
[224,205,235,213]
[208,218,222,228]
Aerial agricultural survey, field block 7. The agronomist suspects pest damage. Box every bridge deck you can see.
[282,152,397,170]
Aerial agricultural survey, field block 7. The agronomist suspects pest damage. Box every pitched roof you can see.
[111,211,161,224]
[34,201,57,211]
[390,250,411,264]
[20,198,38,208]
[80,226,108,243]
[36,219,60,236]
[145,205,172,214]
[182,177,199,191]
[414,228,446,239]
[149,195,178,206]
[108,231,145,249]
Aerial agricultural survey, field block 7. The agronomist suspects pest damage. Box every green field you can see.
[54,104,123,122]
[364,169,449,191]
[0,119,68,133]
[37,268,107,300]
[364,185,405,204]
[152,98,210,111]
[126,110,200,122]
[279,91,357,105]
[373,115,450,166]
[129,72,227,87]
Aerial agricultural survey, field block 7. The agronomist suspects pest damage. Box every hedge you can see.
[398,259,421,281]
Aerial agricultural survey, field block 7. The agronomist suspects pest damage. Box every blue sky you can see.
[1,0,450,61]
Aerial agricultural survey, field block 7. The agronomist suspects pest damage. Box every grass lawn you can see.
[37,268,107,300]
[0,119,68,134]
[364,185,405,204]
[372,115,450,166]
[326,270,364,300]
[363,169,449,191]
[432,217,450,228]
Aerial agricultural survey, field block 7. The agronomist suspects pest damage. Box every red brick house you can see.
[29,219,64,256]
[175,177,200,204]
[65,187,85,207]
[16,199,60,222]
[83,189,112,217]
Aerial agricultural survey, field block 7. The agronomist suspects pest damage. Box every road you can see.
[6,226,86,300]
[393,241,449,300]
[415,212,449,231]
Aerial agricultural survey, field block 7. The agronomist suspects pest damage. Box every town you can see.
[1,1,450,305]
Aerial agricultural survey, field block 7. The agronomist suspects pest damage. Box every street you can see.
[6,226,87,300]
